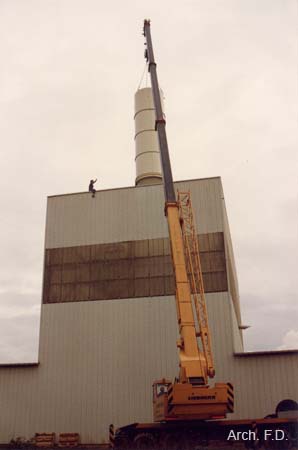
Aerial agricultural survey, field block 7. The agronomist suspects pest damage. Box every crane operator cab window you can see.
[152,381,171,402]
[156,383,168,397]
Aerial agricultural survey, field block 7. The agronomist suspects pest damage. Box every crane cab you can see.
[153,379,234,422]
[152,379,171,422]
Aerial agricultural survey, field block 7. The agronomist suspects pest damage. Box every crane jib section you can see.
[178,191,215,379]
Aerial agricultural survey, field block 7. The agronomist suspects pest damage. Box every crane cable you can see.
[137,62,149,90]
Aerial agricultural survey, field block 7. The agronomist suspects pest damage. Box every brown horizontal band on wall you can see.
[43,232,228,304]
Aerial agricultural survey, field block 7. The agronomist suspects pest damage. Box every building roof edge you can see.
[234,349,298,357]
[47,176,222,199]
[0,362,39,368]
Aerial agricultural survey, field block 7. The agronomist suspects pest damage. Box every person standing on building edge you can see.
[89,178,97,198]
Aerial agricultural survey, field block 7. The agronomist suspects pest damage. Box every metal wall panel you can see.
[45,178,224,249]
[0,297,178,443]
[0,293,297,443]
[42,233,227,304]
[221,190,242,328]
[1,177,297,444]
[230,298,244,353]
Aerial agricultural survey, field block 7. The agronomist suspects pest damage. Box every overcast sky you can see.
[0,0,297,363]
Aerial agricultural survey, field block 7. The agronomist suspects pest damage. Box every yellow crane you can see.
[142,19,233,422]
[112,21,298,449]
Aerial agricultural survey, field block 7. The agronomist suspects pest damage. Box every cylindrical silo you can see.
[134,87,163,186]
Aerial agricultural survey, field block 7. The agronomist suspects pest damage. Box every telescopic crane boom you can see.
[113,22,297,449]
[143,19,233,420]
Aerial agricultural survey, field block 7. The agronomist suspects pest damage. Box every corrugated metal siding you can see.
[230,299,244,353]
[45,178,224,249]
[1,177,297,443]
[221,185,242,329]
[232,353,298,419]
[1,293,297,443]
[0,297,178,443]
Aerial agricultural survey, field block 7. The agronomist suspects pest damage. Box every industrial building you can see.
[0,88,297,444]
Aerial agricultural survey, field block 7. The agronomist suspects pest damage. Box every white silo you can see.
[134,87,163,186]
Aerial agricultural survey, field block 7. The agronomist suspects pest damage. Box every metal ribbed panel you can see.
[1,293,297,443]
[221,184,242,329]
[232,354,298,419]
[1,176,297,444]
[45,178,224,249]
[230,301,244,353]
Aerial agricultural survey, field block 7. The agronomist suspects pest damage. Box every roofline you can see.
[47,176,221,199]
[234,349,298,357]
[0,362,39,368]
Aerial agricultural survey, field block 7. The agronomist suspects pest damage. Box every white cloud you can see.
[277,330,298,350]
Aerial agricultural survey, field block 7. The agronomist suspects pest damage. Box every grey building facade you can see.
[0,177,297,444]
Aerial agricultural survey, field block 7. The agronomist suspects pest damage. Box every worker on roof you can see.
[89,178,97,198]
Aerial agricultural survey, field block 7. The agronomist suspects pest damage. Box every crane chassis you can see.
[112,416,298,449]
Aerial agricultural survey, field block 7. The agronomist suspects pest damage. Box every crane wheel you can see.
[262,429,292,450]
[275,399,298,417]
[159,432,204,450]
[244,424,262,450]
[160,433,184,450]
[133,432,156,449]
[114,436,130,449]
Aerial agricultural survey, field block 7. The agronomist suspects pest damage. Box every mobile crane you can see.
[142,19,233,424]
[112,20,298,450]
